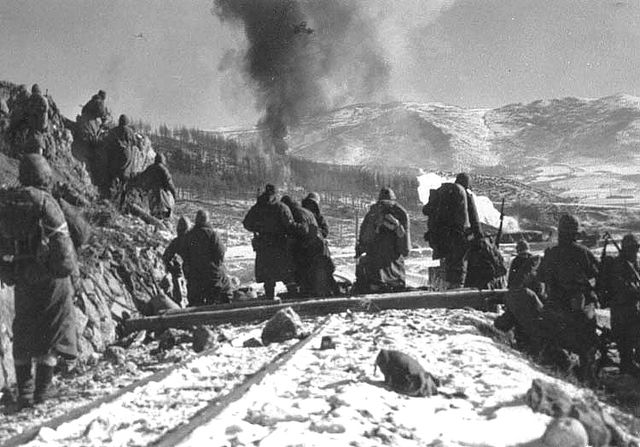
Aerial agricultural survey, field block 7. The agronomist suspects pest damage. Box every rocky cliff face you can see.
[0,81,164,391]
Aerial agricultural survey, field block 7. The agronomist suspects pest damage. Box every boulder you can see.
[569,401,611,447]
[541,417,588,447]
[261,307,307,346]
[243,337,263,348]
[104,346,126,365]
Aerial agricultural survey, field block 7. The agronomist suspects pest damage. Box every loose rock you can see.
[243,337,263,348]
[104,346,126,365]
[261,307,306,346]
[192,326,216,353]
[525,378,573,417]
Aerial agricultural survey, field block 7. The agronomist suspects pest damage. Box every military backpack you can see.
[422,182,469,259]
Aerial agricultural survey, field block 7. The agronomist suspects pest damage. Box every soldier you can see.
[243,184,295,300]
[181,210,232,306]
[281,195,334,297]
[538,214,600,383]
[28,84,48,134]
[355,187,411,293]
[138,153,177,219]
[301,192,329,238]
[425,173,481,289]
[104,114,135,200]
[464,235,506,290]
[507,240,543,296]
[81,90,110,123]
[1,155,78,410]
[604,234,640,375]
[162,216,191,306]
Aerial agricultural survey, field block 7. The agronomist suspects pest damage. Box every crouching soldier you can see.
[162,216,191,306]
[602,234,640,375]
[182,210,232,306]
[0,155,79,410]
[464,235,507,290]
[355,188,411,293]
[281,196,335,297]
[538,214,600,383]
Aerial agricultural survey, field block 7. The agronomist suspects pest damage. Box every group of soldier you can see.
[75,90,177,219]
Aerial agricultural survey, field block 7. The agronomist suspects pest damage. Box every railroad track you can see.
[2,317,333,447]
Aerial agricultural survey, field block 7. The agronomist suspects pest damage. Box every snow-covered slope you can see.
[286,94,640,174]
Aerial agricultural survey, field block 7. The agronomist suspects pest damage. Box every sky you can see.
[1,0,640,129]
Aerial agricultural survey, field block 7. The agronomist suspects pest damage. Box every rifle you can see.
[495,198,505,248]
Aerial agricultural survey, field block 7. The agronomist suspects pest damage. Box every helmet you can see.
[378,187,396,201]
[98,90,106,99]
[31,84,42,95]
[455,172,470,189]
[118,114,130,126]
[195,209,209,227]
[280,195,294,208]
[558,214,580,235]
[177,216,191,236]
[19,154,52,188]
[516,240,530,254]
[265,184,276,195]
[622,234,639,251]
[305,192,320,204]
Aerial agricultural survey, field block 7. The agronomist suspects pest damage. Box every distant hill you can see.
[285,94,640,172]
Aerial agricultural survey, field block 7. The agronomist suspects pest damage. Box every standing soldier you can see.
[181,210,232,306]
[603,234,640,375]
[355,187,411,293]
[138,153,177,219]
[104,114,135,200]
[243,184,295,300]
[0,155,78,410]
[538,214,600,383]
[162,216,191,306]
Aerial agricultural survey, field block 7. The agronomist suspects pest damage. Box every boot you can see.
[33,364,54,405]
[15,363,34,410]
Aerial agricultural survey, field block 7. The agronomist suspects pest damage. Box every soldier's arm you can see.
[242,206,260,233]
[163,238,179,267]
[162,166,177,198]
[317,215,329,238]
[210,231,226,263]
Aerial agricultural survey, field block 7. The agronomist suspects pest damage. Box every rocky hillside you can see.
[0,81,166,391]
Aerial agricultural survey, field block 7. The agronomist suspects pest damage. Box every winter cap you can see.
[19,154,52,188]
[265,184,276,195]
[98,90,106,99]
[118,114,130,126]
[195,209,209,227]
[455,173,470,189]
[31,84,42,95]
[541,417,588,447]
[622,233,639,250]
[280,195,294,208]
[516,240,530,254]
[177,216,191,236]
[378,187,396,201]
[305,192,320,204]
[558,214,580,235]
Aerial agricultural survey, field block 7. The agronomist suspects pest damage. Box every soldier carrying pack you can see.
[422,182,469,260]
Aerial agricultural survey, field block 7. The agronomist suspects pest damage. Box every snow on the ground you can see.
[178,309,592,447]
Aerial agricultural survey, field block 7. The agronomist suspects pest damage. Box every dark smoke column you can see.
[214,0,325,155]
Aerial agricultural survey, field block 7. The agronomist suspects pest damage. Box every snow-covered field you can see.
[180,309,629,447]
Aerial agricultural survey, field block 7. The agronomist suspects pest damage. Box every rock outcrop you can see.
[0,80,165,392]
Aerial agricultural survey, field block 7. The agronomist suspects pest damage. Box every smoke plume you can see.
[213,0,391,154]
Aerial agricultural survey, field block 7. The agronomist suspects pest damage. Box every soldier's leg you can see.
[264,281,276,300]
[33,353,57,405]
[444,238,466,289]
[13,356,34,409]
